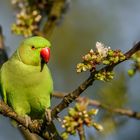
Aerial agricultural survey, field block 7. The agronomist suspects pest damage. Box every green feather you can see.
[0,36,53,119]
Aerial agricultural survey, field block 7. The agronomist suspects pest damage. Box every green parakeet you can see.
[0,36,53,119]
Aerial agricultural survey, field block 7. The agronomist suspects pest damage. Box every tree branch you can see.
[77,126,86,140]
[19,128,39,140]
[51,41,140,118]
[0,100,62,140]
[53,92,140,120]
[0,101,41,136]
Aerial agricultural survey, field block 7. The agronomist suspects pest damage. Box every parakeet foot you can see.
[45,108,52,122]
[17,115,31,128]
[25,115,32,127]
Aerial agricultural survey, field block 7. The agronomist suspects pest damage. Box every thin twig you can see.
[77,126,86,140]
[53,92,140,120]
[51,41,140,118]
[42,0,66,38]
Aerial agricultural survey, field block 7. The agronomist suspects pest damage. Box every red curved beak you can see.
[40,47,50,63]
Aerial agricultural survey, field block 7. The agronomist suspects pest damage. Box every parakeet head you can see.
[17,36,51,66]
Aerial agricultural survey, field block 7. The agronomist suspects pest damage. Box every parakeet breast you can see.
[0,53,53,119]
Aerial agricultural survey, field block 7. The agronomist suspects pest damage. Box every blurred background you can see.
[0,0,140,140]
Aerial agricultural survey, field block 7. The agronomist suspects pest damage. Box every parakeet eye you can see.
[31,46,35,50]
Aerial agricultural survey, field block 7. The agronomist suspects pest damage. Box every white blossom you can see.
[96,42,110,57]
